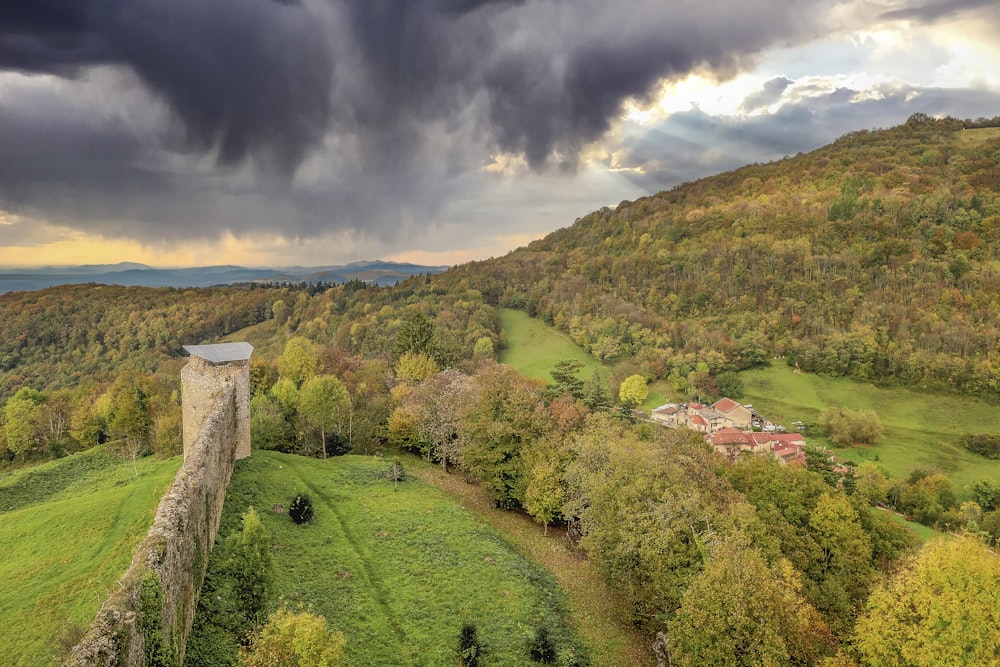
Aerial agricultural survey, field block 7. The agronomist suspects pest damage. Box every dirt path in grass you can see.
[409,462,654,667]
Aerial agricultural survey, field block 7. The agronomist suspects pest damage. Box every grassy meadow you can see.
[212,451,587,666]
[740,363,1000,493]
[0,447,181,667]
[498,308,606,384]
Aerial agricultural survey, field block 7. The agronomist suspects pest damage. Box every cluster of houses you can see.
[650,397,807,466]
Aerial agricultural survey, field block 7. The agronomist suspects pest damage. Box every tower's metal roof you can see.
[183,342,254,364]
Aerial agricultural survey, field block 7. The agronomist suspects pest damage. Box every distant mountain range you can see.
[0,260,449,293]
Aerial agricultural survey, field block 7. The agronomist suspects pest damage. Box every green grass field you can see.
[740,363,1000,493]
[0,447,181,667]
[498,308,606,384]
[213,451,586,666]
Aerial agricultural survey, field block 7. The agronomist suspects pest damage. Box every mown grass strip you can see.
[406,457,654,667]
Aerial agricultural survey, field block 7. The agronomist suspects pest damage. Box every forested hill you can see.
[0,284,281,396]
[442,115,1000,397]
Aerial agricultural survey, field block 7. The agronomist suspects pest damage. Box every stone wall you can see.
[65,354,249,666]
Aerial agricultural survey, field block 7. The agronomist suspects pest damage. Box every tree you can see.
[299,375,350,458]
[818,407,883,446]
[227,507,272,627]
[239,605,345,667]
[289,494,314,524]
[394,351,439,384]
[107,372,152,474]
[617,374,648,410]
[545,359,585,402]
[3,388,44,458]
[854,461,890,506]
[808,492,875,628]
[460,364,550,509]
[385,460,406,490]
[395,311,434,357]
[524,455,564,535]
[967,477,1000,512]
[581,370,612,412]
[409,369,472,471]
[666,534,834,667]
[853,537,1000,666]
[250,394,293,451]
[278,337,320,389]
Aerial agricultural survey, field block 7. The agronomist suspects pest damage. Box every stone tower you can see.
[181,342,253,460]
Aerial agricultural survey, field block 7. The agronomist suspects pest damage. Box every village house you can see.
[707,428,807,465]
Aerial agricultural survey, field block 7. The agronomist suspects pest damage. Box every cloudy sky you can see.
[0,0,998,268]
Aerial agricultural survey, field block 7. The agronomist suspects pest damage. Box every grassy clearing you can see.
[0,448,181,667]
[956,126,1000,144]
[881,509,940,542]
[498,308,606,384]
[740,363,1000,493]
[407,458,653,667]
[214,451,588,666]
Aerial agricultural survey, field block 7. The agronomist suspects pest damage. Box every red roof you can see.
[713,397,741,413]
[771,433,806,446]
[689,414,708,426]
[688,402,704,410]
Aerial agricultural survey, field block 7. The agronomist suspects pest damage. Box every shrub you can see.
[529,625,557,663]
[962,433,1000,459]
[289,493,314,525]
[457,623,483,667]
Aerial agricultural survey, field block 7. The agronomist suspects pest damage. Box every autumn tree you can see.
[408,369,471,471]
[852,537,1000,665]
[617,374,648,411]
[3,388,44,458]
[394,351,439,384]
[299,375,350,457]
[105,372,152,474]
[460,364,550,509]
[818,407,883,446]
[239,605,345,667]
[278,336,320,389]
[666,533,835,666]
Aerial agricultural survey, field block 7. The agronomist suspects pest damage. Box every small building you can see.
[712,397,753,429]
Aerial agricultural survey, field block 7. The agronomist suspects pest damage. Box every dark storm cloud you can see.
[0,0,333,172]
[742,77,794,112]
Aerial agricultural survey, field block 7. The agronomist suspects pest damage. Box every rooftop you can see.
[183,342,254,364]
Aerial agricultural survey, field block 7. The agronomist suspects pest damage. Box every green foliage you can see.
[818,406,884,446]
[545,359,586,402]
[138,571,177,667]
[967,477,1000,512]
[457,623,483,667]
[0,284,279,399]
[239,605,346,667]
[852,537,1000,666]
[278,337,321,389]
[299,375,350,457]
[395,311,435,358]
[617,374,648,409]
[666,534,834,667]
[962,433,1000,459]
[250,394,293,452]
[4,387,44,457]
[227,507,273,627]
[289,493,314,525]
[394,351,439,384]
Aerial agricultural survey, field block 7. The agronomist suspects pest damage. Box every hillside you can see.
[188,451,589,666]
[0,447,180,666]
[441,115,1000,399]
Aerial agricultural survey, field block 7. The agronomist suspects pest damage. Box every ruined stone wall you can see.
[65,359,247,666]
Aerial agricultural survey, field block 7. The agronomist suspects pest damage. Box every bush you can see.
[457,623,483,667]
[818,406,883,446]
[289,493,314,525]
[529,625,557,663]
[962,433,1000,459]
